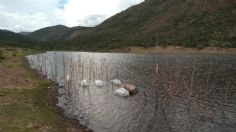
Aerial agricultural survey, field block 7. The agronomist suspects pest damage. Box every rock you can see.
[123,84,138,95]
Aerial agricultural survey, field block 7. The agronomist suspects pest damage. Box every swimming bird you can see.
[80,80,89,87]
[95,80,105,87]
[66,74,70,81]
[111,79,121,86]
[114,88,129,97]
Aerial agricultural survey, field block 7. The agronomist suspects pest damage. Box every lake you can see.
[26,52,236,132]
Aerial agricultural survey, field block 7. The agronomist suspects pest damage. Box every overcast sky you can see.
[0,0,144,32]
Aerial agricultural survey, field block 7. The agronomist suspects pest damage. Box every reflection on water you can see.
[26,52,236,132]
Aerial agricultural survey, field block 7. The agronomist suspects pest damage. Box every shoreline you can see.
[1,46,235,131]
[109,46,236,54]
[0,47,91,131]
[27,57,93,131]
[47,81,93,132]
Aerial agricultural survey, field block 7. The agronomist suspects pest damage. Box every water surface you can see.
[26,52,236,132]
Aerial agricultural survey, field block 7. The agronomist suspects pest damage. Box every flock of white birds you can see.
[66,74,129,96]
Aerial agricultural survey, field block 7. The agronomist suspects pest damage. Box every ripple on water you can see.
[27,52,236,132]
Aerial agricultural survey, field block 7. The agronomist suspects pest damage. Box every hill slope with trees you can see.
[65,0,236,49]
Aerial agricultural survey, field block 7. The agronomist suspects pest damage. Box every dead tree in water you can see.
[188,59,196,114]
[223,73,231,123]
[203,61,212,121]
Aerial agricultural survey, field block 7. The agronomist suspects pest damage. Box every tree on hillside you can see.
[0,49,5,62]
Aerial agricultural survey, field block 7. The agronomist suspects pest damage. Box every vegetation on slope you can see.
[1,0,236,50]
[0,49,5,62]
[18,32,31,36]
[26,25,92,43]
[0,30,45,48]
[26,25,69,42]
[64,0,236,50]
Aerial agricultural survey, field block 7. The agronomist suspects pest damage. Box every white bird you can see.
[95,80,105,87]
[66,74,70,81]
[58,82,64,88]
[80,80,89,87]
[111,79,121,86]
[114,88,129,97]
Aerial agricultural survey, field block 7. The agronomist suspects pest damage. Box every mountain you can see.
[26,25,92,43]
[1,0,235,50]
[18,31,31,35]
[0,29,44,47]
[65,0,236,49]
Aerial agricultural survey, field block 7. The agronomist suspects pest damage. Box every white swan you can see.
[114,88,129,97]
[58,82,64,88]
[66,74,70,81]
[95,80,104,87]
[80,80,89,87]
[111,79,121,86]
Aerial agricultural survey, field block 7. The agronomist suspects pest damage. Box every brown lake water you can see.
[26,52,236,132]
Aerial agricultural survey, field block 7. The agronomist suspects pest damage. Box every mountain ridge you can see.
[1,0,236,50]
[64,0,236,49]
[0,29,44,47]
[26,25,92,43]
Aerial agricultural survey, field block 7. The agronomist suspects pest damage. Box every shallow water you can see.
[26,52,236,132]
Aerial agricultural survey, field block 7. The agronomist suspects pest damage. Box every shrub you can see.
[12,51,17,56]
[0,50,5,62]
[196,43,206,50]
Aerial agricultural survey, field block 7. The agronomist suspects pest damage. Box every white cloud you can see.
[0,0,64,32]
[0,7,52,32]
[0,4,5,9]
[0,0,144,32]
[60,0,144,27]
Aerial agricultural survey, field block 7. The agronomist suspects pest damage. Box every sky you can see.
[0,0,144,32]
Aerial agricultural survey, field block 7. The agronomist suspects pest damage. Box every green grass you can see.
[0,47,73,132]
[0,86,66,131]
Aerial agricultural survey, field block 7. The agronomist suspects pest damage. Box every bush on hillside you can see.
[0,49,5,62]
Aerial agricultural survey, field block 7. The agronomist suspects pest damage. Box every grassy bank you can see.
[109,46,236,54]
[0,48,84,132]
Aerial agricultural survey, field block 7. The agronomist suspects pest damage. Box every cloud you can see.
[58,0,67,9]
[0,7,53,32]
[0,4,5,9]
[0,0,65,32]
[0,0,144,32]
[82,14,107,26]
[60,0,144,27]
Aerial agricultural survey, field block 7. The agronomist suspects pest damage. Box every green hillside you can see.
[65,0,236,49]
[1,0,236,50]
[0,29,44,48]
[26,25,91,43]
